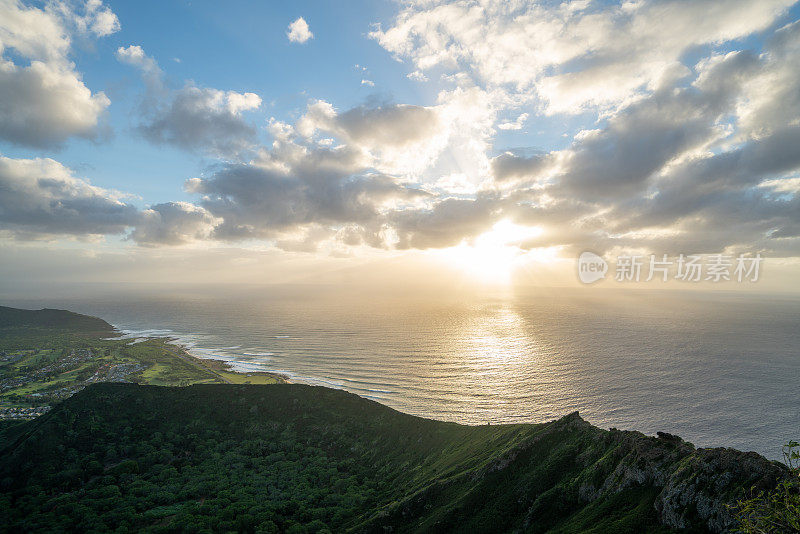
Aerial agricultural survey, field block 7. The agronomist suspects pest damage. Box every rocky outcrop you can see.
[566,417,789,533]
[655,448,788,532]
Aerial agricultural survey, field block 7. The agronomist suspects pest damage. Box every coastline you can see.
[111,325,290,385]
[161,337,290,385]
[0,307,292,419]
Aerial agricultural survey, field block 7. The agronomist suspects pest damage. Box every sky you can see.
[1,0,800,294]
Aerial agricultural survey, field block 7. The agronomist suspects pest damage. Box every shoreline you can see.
[160,337,290,385]
[110,324,291,385]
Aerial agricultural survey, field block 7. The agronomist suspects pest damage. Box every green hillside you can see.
[0,306,114,334]
[0,383,788,533]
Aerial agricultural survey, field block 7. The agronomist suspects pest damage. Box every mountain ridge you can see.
[0,382,787,533]
[0,305,114,333]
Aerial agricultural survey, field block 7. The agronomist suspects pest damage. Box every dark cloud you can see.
[0,156,220,247]
[391,194,503,249]
[333,104,440,147]
[128,202,217,246]
[0,156,138,238]
[117,46,262,157]
[188,145,429,243]
[491,151,548,182]
[555,51,760,200]
[138,85,261,157]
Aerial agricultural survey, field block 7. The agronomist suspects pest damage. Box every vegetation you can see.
[1,307,790,532]
[733,441,800,533]
[0,383,788,533]
[0,306,113,334]
[0,306,282,413]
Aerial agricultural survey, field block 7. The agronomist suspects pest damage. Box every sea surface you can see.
[6,288,799,461]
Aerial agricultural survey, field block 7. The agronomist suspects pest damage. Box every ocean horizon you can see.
[5,287,798,461]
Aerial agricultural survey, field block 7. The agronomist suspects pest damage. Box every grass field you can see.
[0,306,284,412]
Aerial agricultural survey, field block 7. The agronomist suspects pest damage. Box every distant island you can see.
[0,306,795,533]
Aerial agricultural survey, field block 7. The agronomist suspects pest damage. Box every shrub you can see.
[733,441,800,533]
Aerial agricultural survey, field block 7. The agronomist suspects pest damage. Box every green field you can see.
[0,306,282,412]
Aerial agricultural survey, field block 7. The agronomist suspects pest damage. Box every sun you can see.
[434,220,544,284]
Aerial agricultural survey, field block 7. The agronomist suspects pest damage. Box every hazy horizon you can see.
[4,288,798,463]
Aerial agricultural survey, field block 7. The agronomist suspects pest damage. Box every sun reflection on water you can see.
[437,303,568,423]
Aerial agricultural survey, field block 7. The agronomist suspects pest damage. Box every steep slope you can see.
[0,383,788,533]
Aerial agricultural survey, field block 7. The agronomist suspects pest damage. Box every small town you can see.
[1,347,146,418]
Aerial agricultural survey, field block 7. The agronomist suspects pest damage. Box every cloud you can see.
[361,79,374,87]
[618,125,800,231]
[116,44,262,157]
[287,17,313,43]
[296,99,453,176]
[0,155,219,247]
[735,20,800,138]
[6,0,798,265]
[492,48,798,257]
[187,141,428,245]
[417,36,800,259]
[371,0,795,113]
[555,51,759,200]
[52,0,120,37]
[300,101,440,148]
[129,202,218,246]
[497,112,528,130]
[0,155,138,239]
[116,44,160,79]
[391,194,503,249]
[126,95,497,252]
[139,85,261,157]
[491,151,548,182]
[0,0,117,148]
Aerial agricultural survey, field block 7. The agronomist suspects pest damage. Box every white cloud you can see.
[497,112,528,130]
[361,78,374,86]
[52,0,120,37]
[734,21,800,138]
[287,17,313,43]
[225,91,262,114]
[0,0,117,148]
[296,99,446,175]
[295,86,498,187]
[117,44,262,157]
[371,0,795,114]
[116,44,160,77]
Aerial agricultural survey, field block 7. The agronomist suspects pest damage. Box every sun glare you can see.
[436,220,544,284]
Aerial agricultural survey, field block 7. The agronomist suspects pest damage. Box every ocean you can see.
[5,287,799,461]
